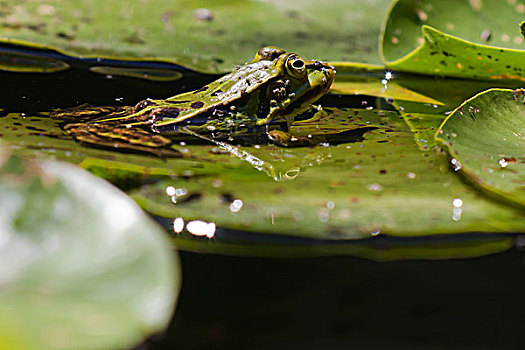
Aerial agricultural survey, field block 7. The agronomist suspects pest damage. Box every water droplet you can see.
[451,198,463,221]
[452,198,463,208]
[230,199,243,213]
[407,172,416,179]
[326,201,335,210]
[166,186,176,196]
[371,229,381,236]
[187,220,216,238]
[498,158,508,168]
[173,217,184,233]
[451,158,462,171]
[367,183,383,191]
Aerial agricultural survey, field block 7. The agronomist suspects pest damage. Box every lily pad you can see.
[436,88,525,209]
[127,109,525,241]
[0,148,180,349]
[0,0,391,73]
[381,0,525,80]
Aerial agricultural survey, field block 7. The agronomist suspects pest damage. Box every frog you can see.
[52,47,335,155]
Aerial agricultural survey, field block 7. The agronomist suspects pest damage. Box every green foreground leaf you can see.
[0,149,180,350]
[436,88,525,209]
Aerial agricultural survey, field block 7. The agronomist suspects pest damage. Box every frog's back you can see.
[142,59,279,126]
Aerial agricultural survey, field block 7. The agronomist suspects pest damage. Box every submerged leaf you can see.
[436,88,525,208]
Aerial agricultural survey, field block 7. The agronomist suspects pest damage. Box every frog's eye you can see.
[286,56,306,77]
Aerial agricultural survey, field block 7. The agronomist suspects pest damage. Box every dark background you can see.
[151,250,525,350]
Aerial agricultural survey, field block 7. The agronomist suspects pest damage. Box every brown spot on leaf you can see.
[190,101,205,109]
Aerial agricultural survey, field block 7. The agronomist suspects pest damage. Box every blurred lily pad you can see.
[0,148,180,349]
[0,0,391,73]
[381,0,525,80]
[436,88,525,209]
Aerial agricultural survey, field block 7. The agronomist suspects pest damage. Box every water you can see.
[144,250,525,349]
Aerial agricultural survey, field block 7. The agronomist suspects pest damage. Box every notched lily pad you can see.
[0,148,180,349]
[382,0,525,80]
[436,88,525,208]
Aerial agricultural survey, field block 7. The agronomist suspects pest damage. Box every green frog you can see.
[52,47,335,155]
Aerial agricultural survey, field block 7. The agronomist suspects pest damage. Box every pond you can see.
[1,0,524,349]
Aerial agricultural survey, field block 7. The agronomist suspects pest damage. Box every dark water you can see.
[145,250,525,350]
[3,44,525,350]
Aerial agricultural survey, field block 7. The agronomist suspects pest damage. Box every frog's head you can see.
[255,47,335,124]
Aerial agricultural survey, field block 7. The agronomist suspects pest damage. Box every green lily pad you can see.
[436,88,525,209]
[381,0,525,80]
[127,109,525,241]
[0,148,180,349]
[0,0,391,73]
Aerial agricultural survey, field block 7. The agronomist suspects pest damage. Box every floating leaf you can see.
[381,0,525,80]
[0,44,69,73]
[128,109,525,242]
[0,0,391,73]
[0,148,180,349]
[436,88,525,209]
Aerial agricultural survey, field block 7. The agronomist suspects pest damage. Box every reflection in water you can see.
[183,127,304,182]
